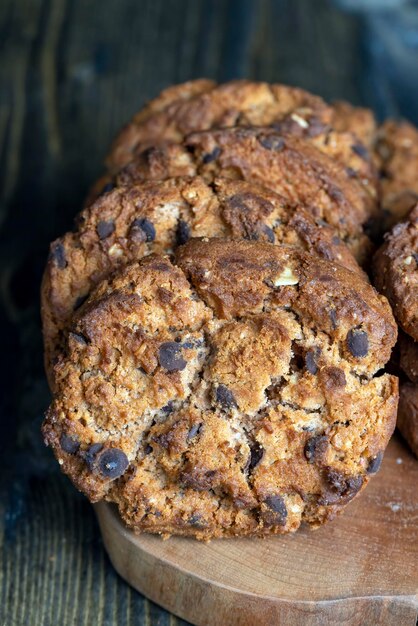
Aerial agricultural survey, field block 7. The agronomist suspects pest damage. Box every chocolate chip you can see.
[347,329,369,358]
[176,220,190,245]
[161,401,174,414]
[305,348,320,375]
[50,243,67,269]
[129,217,156,242]
[85,443,103,467]
[101,181,115,195]
[263,225,275,243]
[60,434,80,454]
[258,134,285,152]
[158,342,187,371]
[96,220,115,240]
[188,513,206,528]
[367,451,383,474]
[144,444,153,455]
[304,435,328,463]
[264,495,287,525]
[202,146,221,164]
[322,470,363,503]
[351,143,369,161]
[215,384,237,410]
[74,294,88,311]
[329,308,338,329]
[247,442,264,472]
[187,423,202,440]
[70,332,89,345]
[97,448,129,479]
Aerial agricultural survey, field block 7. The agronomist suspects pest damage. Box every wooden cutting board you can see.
[95,434,418,626]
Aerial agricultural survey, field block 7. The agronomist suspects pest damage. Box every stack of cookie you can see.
[41,80,415,539]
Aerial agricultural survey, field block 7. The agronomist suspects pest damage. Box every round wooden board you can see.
[95,435,418,626]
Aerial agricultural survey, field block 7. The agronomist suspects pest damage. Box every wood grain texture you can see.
[96,435,418,626]
[0,0,416,624]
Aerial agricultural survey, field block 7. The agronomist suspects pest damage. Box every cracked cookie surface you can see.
[42,176,364,385]
[104,126,376,262]
[43,239,398,539]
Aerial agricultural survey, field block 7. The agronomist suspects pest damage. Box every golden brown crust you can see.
[374,120,418,230]
[42,240,398,538]
[41,176,364,386]
[110,127,375,262]
[397,382,418,458]
[331,101,377,148]
[372,205,418,341]
[105,79,333,173]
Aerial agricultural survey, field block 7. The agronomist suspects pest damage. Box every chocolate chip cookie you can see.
[42,176,364,386]
[105,79,333,173]
[374,120,418,230]
[106,126,376,263]
[43,239,398,539]
[373,205,418,341]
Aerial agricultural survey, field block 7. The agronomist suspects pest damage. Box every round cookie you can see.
[106,126,376,263]
[105,79,333,173]
[43,239,398,539]
[397,383,418,458]
[373,205,418,341]
[42,176,363,385]
[374,119,418,230]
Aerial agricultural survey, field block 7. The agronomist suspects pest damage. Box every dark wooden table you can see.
[0,1,416,624]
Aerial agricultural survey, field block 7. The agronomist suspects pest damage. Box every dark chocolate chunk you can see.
[60,434,80,454]
[85,443,104,467]
[351,142,369,161]
[96,220,115,240]
[347,329,369,358]
[176,220,190,245]
[158,342,187,371]
[215,384,237,410]
[161,401,174,414]
[74,294,88,311]
[50,243,67,269]
[263,225,275,243]
[305,348,320,375]
[202,146,221,164]
[367,451,383,474]
[187,423,202,440]
[304,435,328,464]
[329,308,338,329]
[188,513,206,528]
[247,442,264,472]
[101,181,115,195]
[264,495,287,525]
[258,134,285,152]
[97,448,129,479]
[129,217,156,242]
[69,332,89,345]
[323,470,363,503]
[144,444,153,455]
